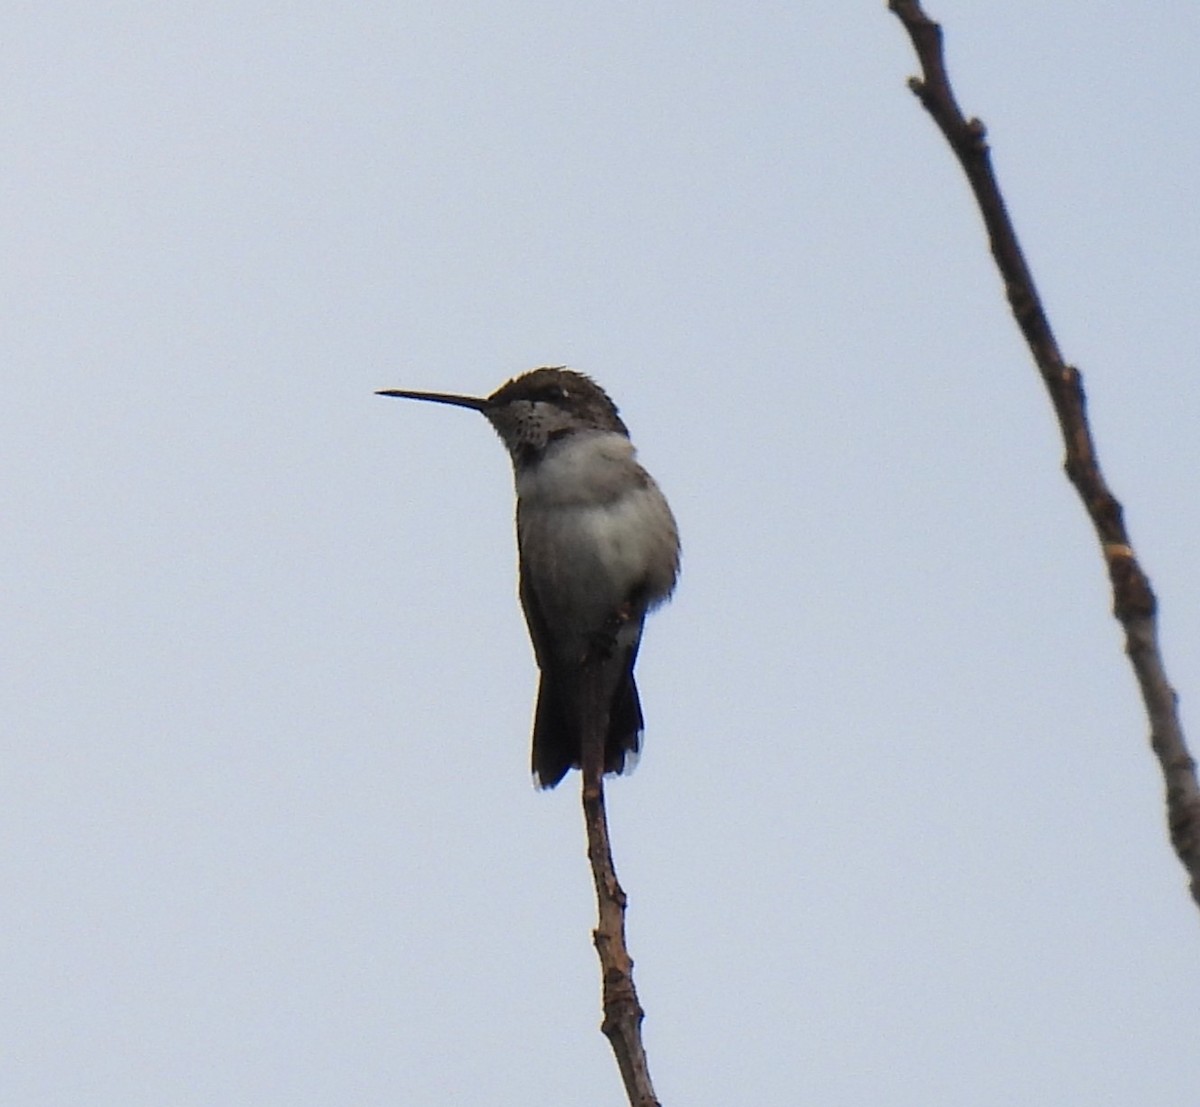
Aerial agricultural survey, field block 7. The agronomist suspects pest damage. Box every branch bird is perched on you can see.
[378,367,680,788]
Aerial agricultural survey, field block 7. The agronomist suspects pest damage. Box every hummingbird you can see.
[377,367,680,789]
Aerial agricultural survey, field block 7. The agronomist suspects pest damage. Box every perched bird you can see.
[378,367,680,788]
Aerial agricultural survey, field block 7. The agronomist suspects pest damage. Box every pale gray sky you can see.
[4,4,1199,1104]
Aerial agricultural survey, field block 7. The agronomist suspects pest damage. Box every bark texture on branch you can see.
[889,0,1200,909]
[578,662,660,1106]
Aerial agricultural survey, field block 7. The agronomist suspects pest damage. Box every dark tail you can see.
[531,664,643,789]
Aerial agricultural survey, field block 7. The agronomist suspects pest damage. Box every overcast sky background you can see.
[5,3,1199,1104]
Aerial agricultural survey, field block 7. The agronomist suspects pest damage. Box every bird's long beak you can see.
[376,388,487,411]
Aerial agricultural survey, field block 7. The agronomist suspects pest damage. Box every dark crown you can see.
[487,367,629,436]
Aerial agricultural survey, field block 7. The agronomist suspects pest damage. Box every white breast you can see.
[516,431,640,508]
[516,431,679,616]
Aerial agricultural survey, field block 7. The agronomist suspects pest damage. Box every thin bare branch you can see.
[888,0,1200,909]
[579,664,660,1107]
